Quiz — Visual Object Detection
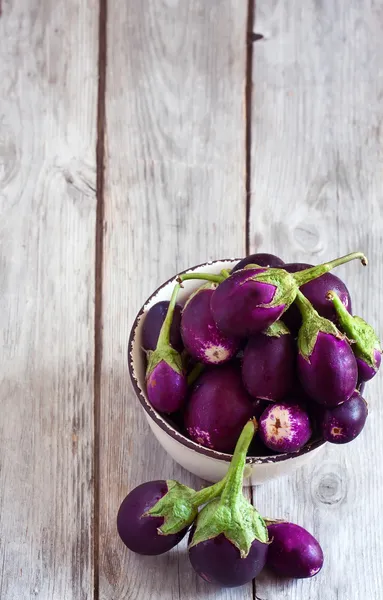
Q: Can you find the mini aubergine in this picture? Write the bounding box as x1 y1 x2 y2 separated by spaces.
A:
266 521 324 579
142 300 183 352
117 474 230 555
184 365 254 452
258 403 312 453
295 290 358 406
207 253 366 338
283 263 352 333
180 283 240 365
242 321 295 402
117 481 189 555
146 284 187 413
188 420 270 588
327 290 382 382
321 390 368 444
233 252 285 271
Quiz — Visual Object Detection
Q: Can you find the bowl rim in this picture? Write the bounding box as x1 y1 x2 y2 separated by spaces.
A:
128 259 326 465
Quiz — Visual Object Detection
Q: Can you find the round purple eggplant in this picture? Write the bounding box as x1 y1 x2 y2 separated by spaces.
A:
189 529 268 587
233 252 285 272
188 420 269 587
327 290 382 382
321 390 368 444
242 321 295 401
283 263 352 334
180 283 240 365
142 300 183 352
258 403 312 453
208 253 366 338
298 332 357 406
184 365 254 452
295 290 358 406
117 481 188 555
147 360 187 413
267 522 324 579
146 284 187 413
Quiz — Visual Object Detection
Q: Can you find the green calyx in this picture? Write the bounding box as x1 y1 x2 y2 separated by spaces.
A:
292 251 368 288
264 320 290 337
146 477 228 536
295 290 345 361
327 290 382 369
188 420 269 558
146 284 184 377
244 268 298 314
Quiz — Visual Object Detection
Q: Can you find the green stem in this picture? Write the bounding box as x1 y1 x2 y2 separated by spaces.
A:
178 272 225 284
187 362 205 386
294 289 317 320
219 420 257 509
157 283 180 348
293 251 367 287
190 474 228 508
220 269 231 278
327 290 367 341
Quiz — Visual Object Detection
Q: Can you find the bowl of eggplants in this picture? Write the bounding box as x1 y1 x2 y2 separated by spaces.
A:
128 251 380 484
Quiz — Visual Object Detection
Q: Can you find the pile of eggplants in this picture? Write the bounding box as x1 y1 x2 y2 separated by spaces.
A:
143 251 381 453
117 420 324 587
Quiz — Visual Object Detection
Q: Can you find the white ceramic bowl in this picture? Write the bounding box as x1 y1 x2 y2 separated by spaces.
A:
128 260 326 484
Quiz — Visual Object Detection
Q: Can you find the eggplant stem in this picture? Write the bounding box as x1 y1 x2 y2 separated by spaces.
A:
177 272 225 284
293 251 368 287
156 283 180 347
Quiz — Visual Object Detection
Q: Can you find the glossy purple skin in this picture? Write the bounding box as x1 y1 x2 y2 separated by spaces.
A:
242 332 295 401
356 349 381 382
233 253 285 272
321 390 368 444
258 403 312 453
184 365 254 452
188 528 268 587
181 286 240 365
267 522 324 579
283 263 352 334
142 301 183 352
146 360 187 413
117 481 187 555
211 268 286 337
297 332 358 406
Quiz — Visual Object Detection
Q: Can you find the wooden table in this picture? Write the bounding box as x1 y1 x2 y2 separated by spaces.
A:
1 1 382 598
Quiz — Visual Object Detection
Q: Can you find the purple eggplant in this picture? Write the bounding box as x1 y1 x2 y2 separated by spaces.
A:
327 290 382 382
233 252 285 272
146 284 187 413
180 283 240 365
206 253 366 337
266 522 324 578
188 420 269 587
142 300 183 352
296 290 358 406
242 321 295 401
321 390 368 444
184 365 254 452
117 473 230 556
117 481 188 555
283 262 352 334
258 403 312 453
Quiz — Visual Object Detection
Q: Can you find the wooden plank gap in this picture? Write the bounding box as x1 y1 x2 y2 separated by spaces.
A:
245 0 255 256
94 0 108 597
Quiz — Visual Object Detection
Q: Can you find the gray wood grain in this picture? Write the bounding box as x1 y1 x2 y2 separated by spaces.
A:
0 1 98 598
250 1 383 598
99 1 249 598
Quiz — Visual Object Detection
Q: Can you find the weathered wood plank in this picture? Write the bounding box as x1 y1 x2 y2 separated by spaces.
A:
0 2 98 599
99 1 249 598
250 1 383 598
